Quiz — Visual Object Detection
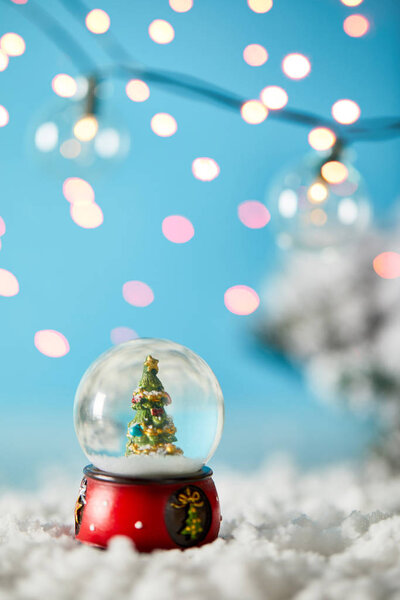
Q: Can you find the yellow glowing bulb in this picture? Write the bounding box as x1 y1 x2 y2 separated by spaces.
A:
321 161 348 184
332 99 360 125
0 32 25 56
85 9 110 34
310 208 327 227
308 182 328 204
308 127 336 151
260 86 288 110
73 115 99 141
247 0 273 13
341 0 363 6
0 49 9 72
241 100 268 124
52 74 77 98
148 19 175 44
282 53 311 80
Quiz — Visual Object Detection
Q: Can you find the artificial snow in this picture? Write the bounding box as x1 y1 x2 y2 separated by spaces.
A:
2 457 400 599
88 453 203 477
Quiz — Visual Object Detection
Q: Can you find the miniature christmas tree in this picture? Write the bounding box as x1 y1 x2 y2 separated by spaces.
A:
180 502 203 540
125 355 183 457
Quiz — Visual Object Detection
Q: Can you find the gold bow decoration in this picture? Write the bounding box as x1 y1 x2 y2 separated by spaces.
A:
171 487 204 509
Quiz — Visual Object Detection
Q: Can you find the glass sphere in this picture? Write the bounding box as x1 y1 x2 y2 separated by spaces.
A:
30 79 129 178
268 152 371 251
74 338 224 478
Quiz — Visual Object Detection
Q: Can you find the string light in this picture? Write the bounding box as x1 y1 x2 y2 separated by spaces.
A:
282 53 311 79
0 50 9 71
73 115 99 141
243 44 268 67
148 19 175 44
321 161 348 184
85 9 110 34
192 157 220 181
308 127 336 150
169 0 193 12
0 105 9 127
241 100 268 124
260 86 288 110
340 0 363 6
0 32 25 56
126 79 150 102
307 182 328 204
52 74 77 98
151 113 177 137
247 0 273 14
332 99 360 124
343 14 369 38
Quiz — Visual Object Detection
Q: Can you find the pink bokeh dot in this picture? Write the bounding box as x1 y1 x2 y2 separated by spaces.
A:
34 329 70 357
123 281 154 307
162 215 194 243
0 268 19 296
70 202 103 229
0 216 5 237
110 326 139 345
224 285 260 315
238 200 271 229
63 177 95 204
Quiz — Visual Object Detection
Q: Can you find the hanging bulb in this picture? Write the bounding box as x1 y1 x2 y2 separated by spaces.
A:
267 146 371 251
31 75 130 178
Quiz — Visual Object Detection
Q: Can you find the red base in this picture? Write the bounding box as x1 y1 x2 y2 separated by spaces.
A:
74 465 221 551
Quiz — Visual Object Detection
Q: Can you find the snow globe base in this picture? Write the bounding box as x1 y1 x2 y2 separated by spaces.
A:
74 465 221 551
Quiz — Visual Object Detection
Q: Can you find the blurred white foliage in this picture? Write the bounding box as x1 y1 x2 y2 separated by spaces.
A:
259 226 400 466
2 458 400 600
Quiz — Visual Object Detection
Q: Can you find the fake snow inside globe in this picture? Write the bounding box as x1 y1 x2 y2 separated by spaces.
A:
74 338 224 478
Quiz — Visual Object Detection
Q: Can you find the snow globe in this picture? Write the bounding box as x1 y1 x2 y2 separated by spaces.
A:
73 338 224 551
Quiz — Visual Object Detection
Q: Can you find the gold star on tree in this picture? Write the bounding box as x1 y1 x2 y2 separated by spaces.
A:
145 355 159 372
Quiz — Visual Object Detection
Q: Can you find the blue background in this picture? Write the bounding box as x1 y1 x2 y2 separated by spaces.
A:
1 0 399 486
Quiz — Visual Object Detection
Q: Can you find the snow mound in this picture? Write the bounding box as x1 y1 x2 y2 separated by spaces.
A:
2 458 400 600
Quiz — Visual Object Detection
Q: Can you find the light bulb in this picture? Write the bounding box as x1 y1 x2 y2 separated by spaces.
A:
268 152 371 251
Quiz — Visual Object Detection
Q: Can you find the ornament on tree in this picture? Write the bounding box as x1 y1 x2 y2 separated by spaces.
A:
73 337 224 550
125 355 182 457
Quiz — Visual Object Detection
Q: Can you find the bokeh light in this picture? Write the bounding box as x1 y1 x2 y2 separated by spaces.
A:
241 100 268 124
343 14 369 37
307 182 328 204
34 122 58 151
34 330 70 358
85 9 110 34
341 0 363 5
224 285 260 316
243 44 268 66
126 79 150 102
60 139 81 159
73 115 99 141
321 161 348 184
148 19 175 44
0 50 9 71
150 113 178 137
0 105 9 127
310 208 327 227
337 197 359 224
192 157 220 181
0 217 5 237
260 86 288 110
70 202 103 228
162 215 195 243
308 127 336 151
169 0 193 12
332 99 360 124
247 0 273 13
10 0 29 4
110 326 139 345
94 128 121 158
282 53 311 79
0 268 19 297
52 74 77 98
0 33 25 56
122 281 154 307
238 200 271 229
63 177 95 204
373 252 400 279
